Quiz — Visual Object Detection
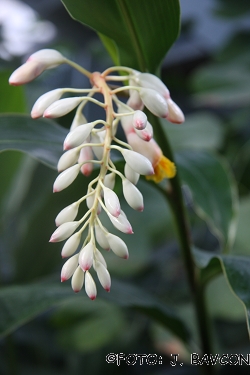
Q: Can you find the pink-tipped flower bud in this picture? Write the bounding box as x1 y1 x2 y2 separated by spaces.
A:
103 173 116 191
107 211 133 234
53 164 80 192
134 121 153 142
71 266 84 293
132 110 147 130
90 132 105 160
50 221 79 242
61 254 78 282
43 97 83 119
57 148 80 172
139 88 168 118
85 271 97 300
78 144 93 176
124 163 140 185
95 261 111 292
103 186 121 217
94 249 107 268
9 49 66 86
94 224 110 251
121 149 154 176
86 193 101 214
166 98 185 124
31 89 64 119
79 242 94 271
106 233 129 259
127 90 144 110
64 122 95 150
55 202 79 226
61 232 81 258
70 112 88 131
122 179 144 211
134 72 170 99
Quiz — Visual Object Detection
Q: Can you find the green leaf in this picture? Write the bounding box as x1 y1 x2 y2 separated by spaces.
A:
177 151 238 251
0 70 26 113
193 248 250 336
61 0 180 72
0 279 190 343
0 114 67 169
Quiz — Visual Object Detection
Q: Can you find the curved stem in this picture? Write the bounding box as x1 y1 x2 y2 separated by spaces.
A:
149 113 215 375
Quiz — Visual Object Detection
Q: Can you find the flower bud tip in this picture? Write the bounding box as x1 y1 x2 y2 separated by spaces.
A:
90 295 96 301
138 206 144 212
105 287 111 292
61 277 67 282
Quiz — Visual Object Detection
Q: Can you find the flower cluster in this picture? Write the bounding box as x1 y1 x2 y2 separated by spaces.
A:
9 49 184 299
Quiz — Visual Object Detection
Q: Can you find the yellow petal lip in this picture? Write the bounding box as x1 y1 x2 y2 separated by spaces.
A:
146 154 176 183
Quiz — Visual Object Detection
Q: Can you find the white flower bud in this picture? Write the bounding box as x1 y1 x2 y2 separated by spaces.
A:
43 97 83 118
85 271 97 300
57 148 80 172
121 149 154 176
31 89 64 119
95 261 111 292
127 90 144 110
63 122 95 150
103 186 121 217
78 144 93 176
61 254 78 282
49 221 79 242
95 224 110 250
55 202 79 226
166 98 185 124
122 179 144 211
104 173 115 191
71 266 84 293
86 193 101 214
79 242 94 271
134 121 153 142
134 72 170 99
70 112 88 131
28 49 66 68
53 164 80 192
61 232 81 258
139 88 168 118
106 233 129 259
107 211 133 234
124 163 140 185
94 249 107 268
132 110 147 130
91 132 105 160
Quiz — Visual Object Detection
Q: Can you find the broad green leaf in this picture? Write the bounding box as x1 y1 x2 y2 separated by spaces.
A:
61 0 180 72
0 70 26 113
163 112 224 151
0 114 67 169
177 151 238 251
193 248 250 336
0 279 190 343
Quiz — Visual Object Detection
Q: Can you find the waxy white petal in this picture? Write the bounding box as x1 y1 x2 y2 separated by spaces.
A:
132 110 147 130
9 60 45 86
64 122 94 150
104 173 116 191
70 112 88 131
44 97 83 118
79 242 94 271
95 224 110 250
122 179 144 211
85 271 97 300
61 232 81 258
55 202 79 226
31 89 64 118
28 49 66 67
95 261 111 292
121 149 154 176
166 98 185 124
124 163 140 185
53 164 80 192
139 88 168 118
106 233 129 259
134 72 170 99
107 211 133 234
50 221 79 242
78 144 93 176
86 193 101 214
103 186 121 217
134 121 153 142
127 90 144 110
71 266 84 293
57 148 80 172
94 249 107 268
61 254 78 282
91 132 104 160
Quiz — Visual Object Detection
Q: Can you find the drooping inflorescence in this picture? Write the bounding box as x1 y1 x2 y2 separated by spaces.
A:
9 49 184 299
